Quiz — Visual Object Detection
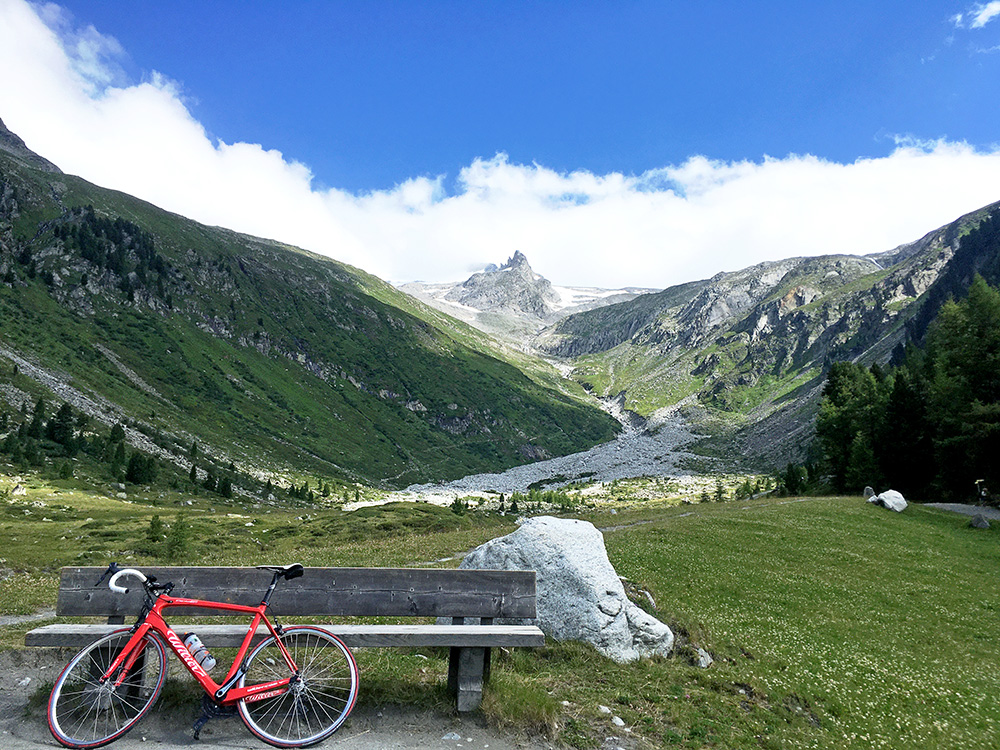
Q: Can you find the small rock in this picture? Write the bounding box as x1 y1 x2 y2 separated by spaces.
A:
17 677 30 687
441 732 462 741
970 514 991 529
115 492 127 500
696 647 713 668
863 486 875 499
598 705 612 714
611 716 626 727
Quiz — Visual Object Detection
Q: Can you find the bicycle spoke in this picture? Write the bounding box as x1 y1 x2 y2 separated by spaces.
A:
48 631 166 749
238 627 358 747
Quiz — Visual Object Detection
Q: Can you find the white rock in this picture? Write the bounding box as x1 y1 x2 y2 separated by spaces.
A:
441 732 461 741
611 716 626 727
872 489 907 512
598 705 612 714
460 516 674 663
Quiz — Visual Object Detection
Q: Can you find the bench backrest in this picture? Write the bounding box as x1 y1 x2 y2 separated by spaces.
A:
57 567 536 620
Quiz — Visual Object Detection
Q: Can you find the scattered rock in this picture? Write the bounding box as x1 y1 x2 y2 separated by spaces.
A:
459 516 674 662
696 647 714 668
970 514 991 529
598 705 612 714
115 492 127 500
611 716 626 727
441 732 462 741
868 489 907 512
12 484 26 496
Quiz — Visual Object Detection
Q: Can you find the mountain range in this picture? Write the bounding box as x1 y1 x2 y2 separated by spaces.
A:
404 200 1000 470
3 115 1000 492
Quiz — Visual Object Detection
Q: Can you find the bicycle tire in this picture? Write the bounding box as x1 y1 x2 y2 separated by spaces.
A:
237 626 359 748
47 628 167 749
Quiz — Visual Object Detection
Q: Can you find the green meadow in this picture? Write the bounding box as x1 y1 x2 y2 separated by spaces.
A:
2 476 998 749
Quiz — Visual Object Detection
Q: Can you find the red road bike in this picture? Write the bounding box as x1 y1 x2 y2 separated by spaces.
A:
47 563 359 748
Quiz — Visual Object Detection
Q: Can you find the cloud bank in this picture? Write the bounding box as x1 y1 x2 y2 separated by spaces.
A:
2 0 1000 290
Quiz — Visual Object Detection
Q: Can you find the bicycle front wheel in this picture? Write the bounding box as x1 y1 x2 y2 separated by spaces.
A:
238 626 358 748
47 628 167 749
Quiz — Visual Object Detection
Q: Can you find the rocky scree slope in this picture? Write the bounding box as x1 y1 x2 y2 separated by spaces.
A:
0 119 618 489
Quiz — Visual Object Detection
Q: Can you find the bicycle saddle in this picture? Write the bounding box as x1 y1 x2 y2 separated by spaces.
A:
256 563 304 580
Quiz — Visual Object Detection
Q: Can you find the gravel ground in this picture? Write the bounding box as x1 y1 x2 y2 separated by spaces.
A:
924 503 1000 521
404 407 704 498
0 650 554 750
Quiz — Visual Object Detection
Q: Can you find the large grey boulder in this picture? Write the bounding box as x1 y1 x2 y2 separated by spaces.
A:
460 516 673 663
868 489 907 512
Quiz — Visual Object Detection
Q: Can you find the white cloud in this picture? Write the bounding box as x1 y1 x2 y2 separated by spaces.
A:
971 1 1000 27
954 2 1000 28
2 0 1000 290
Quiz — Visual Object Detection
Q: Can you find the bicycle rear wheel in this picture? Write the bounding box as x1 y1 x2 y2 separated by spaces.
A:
238 626 358 748
48 629 167 749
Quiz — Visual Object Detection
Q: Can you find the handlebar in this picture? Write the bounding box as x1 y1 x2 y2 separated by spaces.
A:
107 568 147 595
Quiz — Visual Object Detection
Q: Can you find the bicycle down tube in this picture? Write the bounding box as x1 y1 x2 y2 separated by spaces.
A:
103 595 297 704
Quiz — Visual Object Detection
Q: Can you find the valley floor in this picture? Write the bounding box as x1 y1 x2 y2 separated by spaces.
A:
403 408 703 497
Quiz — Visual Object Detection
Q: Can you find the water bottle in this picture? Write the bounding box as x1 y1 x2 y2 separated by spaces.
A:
183 633 217 671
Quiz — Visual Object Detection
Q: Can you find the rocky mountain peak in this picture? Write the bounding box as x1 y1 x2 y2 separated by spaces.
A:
443 251 559 319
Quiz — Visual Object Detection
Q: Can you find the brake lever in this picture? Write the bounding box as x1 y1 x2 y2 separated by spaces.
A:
94 562 122 587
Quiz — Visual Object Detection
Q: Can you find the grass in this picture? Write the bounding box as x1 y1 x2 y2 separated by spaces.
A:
3 472 999 748
532 497 1000 749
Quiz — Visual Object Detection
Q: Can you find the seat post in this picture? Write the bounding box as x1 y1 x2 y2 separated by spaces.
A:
260 570 282 607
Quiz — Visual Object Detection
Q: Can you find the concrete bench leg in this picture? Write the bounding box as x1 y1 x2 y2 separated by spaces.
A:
448 646 487 712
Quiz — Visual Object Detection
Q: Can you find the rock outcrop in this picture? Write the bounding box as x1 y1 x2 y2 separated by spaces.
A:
460 516 674 663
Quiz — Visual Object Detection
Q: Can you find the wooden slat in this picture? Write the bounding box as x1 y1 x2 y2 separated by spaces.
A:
25 623 546 650
57 567 537 619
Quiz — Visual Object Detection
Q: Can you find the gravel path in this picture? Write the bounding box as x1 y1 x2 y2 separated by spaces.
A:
924 503 1000 521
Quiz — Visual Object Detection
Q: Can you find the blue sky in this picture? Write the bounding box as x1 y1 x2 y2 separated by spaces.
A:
1 0 999 287
47 0 1000 190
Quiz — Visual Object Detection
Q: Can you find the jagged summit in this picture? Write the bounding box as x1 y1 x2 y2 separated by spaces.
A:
0 117 61 173
444 251 560 319
499 250 531 271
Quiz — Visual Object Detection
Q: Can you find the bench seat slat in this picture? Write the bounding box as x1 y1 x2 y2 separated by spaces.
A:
25 623 545 650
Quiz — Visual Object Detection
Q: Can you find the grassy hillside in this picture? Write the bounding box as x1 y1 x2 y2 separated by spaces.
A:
3 470 997 749
0 145 617 490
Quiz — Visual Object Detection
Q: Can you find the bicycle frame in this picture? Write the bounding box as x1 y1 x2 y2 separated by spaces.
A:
100 593 297 706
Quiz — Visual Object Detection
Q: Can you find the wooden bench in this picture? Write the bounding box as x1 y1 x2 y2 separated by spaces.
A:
25 566 544 712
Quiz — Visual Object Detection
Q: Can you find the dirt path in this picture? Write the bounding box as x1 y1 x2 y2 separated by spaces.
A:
0 650 555 750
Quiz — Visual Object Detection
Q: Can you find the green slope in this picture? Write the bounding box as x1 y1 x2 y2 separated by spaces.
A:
0 146 617 489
